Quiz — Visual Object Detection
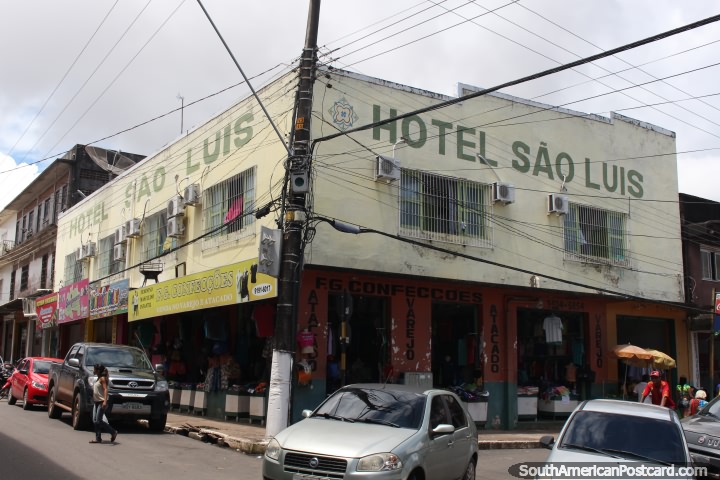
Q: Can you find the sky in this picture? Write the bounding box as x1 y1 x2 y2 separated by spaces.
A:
1 0 719 211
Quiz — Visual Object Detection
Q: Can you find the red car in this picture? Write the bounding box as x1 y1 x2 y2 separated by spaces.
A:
8 357 63 410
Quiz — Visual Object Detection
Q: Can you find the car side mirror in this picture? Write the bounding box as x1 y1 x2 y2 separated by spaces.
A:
18 369 28 375
68 358 80 368
302 409 313 418
432 424 455 437
539 435 555 450
155 364 165 375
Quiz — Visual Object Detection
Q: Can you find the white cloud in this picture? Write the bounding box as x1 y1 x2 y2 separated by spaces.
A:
0 153 40 211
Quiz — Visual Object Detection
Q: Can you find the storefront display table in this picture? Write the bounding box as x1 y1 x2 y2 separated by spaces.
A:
538 395 579 419
462 397 488 426
225 391 250 421
249 392 267 425
169 385 181 411
193 389 207 416
179 385 195 413
517 394 538 421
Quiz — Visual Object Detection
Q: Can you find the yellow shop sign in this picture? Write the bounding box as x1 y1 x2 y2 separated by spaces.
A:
128 259 275 322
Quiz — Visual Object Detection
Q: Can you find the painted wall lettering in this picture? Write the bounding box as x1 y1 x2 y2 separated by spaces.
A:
372 105 646 198
490 305 500 374
68 202 109 238
314 276 482 303
595 314 603 369
405 297 415 360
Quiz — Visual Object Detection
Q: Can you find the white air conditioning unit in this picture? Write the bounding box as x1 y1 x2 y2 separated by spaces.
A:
22 298 37 318
167 216 184 238
183 184 201 206
167 196 185 218
114 225 127 245
113 244 125 262
81 241 96 259
125 218 141 238
492 182 515 204
548 193 569 215
375 155 401 182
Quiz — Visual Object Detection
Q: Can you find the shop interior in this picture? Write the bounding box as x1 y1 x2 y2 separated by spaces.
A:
326 294 390 393
431 302 484 392
516 308 589 410
128 302 274 393
616 315 675 396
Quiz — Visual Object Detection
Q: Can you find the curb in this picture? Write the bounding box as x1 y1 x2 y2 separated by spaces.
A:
165 425 269 455
165 425 546 453
478 440 542 450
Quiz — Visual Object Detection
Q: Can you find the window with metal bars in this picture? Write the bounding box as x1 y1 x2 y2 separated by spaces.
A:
96 235 123 278
399 169 493 247
140 211 175 262
41 254 48 289
20 265 29 291
700 249 720 281
564 203 628 266
9 270 15 300
64 250 83 284
202 167 256 249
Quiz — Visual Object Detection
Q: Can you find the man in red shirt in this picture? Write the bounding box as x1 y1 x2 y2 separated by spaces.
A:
641 370 676 408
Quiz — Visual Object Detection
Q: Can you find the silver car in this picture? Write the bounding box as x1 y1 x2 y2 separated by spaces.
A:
538 399 694 479
262 383 478 480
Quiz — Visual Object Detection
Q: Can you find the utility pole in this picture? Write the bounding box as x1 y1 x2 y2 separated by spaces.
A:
265 0 321 438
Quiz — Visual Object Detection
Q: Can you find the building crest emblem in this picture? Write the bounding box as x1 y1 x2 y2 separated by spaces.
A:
328 98 358 131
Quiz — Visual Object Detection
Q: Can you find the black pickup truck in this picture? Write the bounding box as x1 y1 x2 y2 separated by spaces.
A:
47 342 170 431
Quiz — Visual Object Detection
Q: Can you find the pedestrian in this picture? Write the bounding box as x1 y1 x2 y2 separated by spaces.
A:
641 370 676 409
633 374 650 403
90 363 118 444
689 389 708 416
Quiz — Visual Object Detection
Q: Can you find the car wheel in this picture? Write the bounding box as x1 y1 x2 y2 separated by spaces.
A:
22 389 30 410
148 414 167 432
48 387 61 419
72 393 89 430
462 460 476 480
7 390 16 405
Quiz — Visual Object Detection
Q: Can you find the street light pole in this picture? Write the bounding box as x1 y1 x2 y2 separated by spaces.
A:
265 0 321 438
176 93 184 134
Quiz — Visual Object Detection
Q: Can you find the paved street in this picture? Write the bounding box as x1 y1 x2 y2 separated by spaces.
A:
0 396 548 479
0 398 262 480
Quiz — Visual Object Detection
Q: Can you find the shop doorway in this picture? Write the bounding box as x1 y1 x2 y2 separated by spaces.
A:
327 294 390 391
616 315 675 392
431 302 481 389
516 309 588 398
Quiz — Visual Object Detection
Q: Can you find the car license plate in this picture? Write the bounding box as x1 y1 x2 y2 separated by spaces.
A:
122 402 144 410
292 475 323 480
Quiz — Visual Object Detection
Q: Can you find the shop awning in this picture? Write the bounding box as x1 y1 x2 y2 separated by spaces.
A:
0 298 22 316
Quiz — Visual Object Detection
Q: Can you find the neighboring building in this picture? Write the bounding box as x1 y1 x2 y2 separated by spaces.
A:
0 145 144 361
680 193 720 391
52 68 688 429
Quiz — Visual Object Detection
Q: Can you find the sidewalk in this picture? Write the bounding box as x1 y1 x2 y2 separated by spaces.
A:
164 411 562 454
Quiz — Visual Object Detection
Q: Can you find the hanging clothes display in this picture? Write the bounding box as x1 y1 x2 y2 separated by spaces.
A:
543 314 563 344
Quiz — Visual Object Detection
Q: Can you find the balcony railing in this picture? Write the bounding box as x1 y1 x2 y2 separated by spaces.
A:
1 240 15 256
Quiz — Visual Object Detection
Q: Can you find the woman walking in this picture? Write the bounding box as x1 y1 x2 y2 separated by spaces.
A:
90 363 118 444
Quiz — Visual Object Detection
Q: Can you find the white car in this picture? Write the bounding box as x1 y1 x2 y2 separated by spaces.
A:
262 383 478 480
538 399 694 479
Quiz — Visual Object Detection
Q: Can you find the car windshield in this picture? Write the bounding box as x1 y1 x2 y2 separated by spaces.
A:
33 361 52 375
699 395 720 417
85 347 152 370
314 387 425 429
560 410 687 465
